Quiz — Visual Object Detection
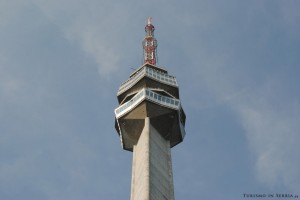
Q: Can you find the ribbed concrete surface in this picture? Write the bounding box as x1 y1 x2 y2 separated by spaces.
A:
130 117 174 200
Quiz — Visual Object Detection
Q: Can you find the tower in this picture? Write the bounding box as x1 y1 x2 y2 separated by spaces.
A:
114 17 186 200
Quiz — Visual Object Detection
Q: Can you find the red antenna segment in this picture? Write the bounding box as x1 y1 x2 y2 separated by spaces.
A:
143 17 158 65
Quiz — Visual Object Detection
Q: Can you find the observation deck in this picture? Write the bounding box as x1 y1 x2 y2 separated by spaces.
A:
117 63 179 104
115 88 186 151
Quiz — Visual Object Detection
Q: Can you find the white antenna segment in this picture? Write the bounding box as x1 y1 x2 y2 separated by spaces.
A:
147 16 152 25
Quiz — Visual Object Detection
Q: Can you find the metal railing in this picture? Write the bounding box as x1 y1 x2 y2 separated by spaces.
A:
115 88 180 119
115 87 186 140
117 66 178 95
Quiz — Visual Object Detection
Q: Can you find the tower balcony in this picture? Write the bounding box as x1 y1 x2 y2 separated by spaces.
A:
117 64 178 96
114 88 186 151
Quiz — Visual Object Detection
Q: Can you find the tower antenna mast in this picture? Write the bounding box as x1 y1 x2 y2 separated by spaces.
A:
143 17 158 65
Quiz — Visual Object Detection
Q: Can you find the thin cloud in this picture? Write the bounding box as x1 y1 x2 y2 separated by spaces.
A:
33 0 132 78
234 87 300 192
197 62 300 192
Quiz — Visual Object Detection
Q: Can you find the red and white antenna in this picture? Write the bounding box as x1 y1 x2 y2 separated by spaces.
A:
143 17 158 65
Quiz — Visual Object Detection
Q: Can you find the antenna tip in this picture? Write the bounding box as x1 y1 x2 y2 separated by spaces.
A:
147 16 152 25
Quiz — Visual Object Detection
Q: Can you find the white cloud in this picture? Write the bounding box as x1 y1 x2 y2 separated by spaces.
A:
198 65 300 192
31 0 133 78
280 0 300 38
64 22 121 78
236 95 300 191
175 1 300 192
0 65 25 101
0 0 29 28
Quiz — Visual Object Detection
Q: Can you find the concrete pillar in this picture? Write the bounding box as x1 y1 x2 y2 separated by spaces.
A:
130 117 174 200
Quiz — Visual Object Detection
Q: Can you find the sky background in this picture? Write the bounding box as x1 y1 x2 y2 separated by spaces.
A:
1 0 300 199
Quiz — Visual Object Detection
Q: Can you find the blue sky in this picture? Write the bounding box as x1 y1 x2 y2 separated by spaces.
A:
1 0 300 199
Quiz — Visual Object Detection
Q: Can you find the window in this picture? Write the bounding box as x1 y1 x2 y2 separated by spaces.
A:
170 99 174 105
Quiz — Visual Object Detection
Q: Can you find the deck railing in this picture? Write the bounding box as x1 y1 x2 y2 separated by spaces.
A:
117 66 178 95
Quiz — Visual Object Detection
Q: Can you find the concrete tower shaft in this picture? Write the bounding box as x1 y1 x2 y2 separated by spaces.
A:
130 117 175 200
